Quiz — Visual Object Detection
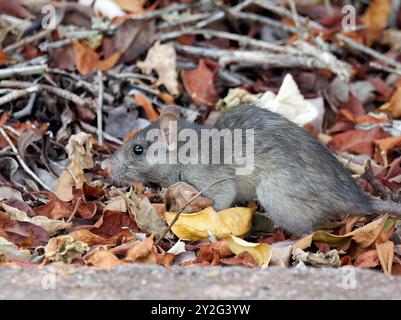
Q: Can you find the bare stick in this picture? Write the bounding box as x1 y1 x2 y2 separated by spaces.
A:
196 0 253 28
159 29 299 55
0 65 47 79
96 71 104 146
0 86 38 106
362 160 394 201
0 127 52 191
79 121 123 145
157 13 210 30
0 80 95 109
155 177 235 245
67 198 82 223
3 29 52 53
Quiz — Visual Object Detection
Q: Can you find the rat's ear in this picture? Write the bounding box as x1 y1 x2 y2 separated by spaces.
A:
159 106 180 151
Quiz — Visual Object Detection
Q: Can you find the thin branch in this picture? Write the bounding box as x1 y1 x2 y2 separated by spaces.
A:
0 127 52 191
3 28 52 53
96 71 104 146
0 86 38 106
0 65 47 79
79 121 123 145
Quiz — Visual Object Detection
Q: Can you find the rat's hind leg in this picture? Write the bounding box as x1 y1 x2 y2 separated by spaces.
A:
256 180 315 236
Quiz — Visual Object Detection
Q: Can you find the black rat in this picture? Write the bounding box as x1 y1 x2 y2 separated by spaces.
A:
102 105 401 236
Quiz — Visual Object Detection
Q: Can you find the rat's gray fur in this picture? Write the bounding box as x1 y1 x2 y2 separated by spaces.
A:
104 105 400 236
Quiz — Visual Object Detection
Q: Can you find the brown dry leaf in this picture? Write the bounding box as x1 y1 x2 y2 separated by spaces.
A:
354 249 380 268
0 203 72 235
363 0 391 45
137 41 179 96
195 239 233 264
71 39 100 75
162 182 213 213
85 249 124 269
44 235 88 264
118 189 172 239
0 236 31 262
220 251 257 267
85 210 139 238
381 87 401 119
374 136 401 166
33 192 72 220
181 59 219 106
294 215 397 251
124 235 156 263
132 93 159 121
376 240 394 275
70 229 116 246
164 204 256 241
55 133 94 201
96 51 122 71
328 127 390 158
0 49 8 66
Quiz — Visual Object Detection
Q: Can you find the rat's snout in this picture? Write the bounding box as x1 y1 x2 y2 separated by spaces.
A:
101 158 114 176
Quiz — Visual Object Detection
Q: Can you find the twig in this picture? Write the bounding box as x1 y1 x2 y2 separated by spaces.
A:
0 65 47 79
195 0 253 28
0 80 95 109
369 62 401 76
159 29 299 55
157 13 211 30
48 68 114 104
362 160 394 201
155 177 235 245
0 127 52 191
67 197 82 223
3 28 52 53
96 71 104 146
0 86 38 106
175 44 320 69
12 91 37 119
79 121 123 145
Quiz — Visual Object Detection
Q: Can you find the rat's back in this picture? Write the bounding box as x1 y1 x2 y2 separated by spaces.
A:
217 105 372 235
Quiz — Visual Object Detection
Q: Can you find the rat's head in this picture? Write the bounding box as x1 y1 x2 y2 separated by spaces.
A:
101 106 181 187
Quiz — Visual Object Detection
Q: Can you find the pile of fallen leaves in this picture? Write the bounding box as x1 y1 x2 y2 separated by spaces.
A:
1 0 401 274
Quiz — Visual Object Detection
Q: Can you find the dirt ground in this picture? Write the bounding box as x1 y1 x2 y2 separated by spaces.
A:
1 265 400 300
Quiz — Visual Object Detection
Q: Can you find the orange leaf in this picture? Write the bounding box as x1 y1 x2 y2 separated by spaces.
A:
85 250 124 269
0 49 8 66
363 0 391 45
354 249 379 268
96 51 122 72
133 93 159 121
71 39 99 75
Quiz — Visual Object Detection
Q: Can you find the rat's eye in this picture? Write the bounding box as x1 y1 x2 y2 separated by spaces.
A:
132 144 144 155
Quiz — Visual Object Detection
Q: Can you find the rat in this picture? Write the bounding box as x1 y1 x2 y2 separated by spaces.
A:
102 104 401 236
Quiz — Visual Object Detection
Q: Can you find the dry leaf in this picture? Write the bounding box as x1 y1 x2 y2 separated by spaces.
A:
44 235 88 264
113 0 146 13
293 248 341 267
70 229 116 246
124 235 156 263
294 215 397 251
55 133 94 201
85 249 124 269
71 39 100 75
381 87 401 119
119 189 172 239
0 236 31 262
376 240 394 275
164 205 256 241
162 182 213 213
137 41 179 95
225 234 271 267
363 0 391 45
96 51 122 71
354 249 380 268
0 49 8 66
181 59 219 106
133 93 159 121
0 203 72 235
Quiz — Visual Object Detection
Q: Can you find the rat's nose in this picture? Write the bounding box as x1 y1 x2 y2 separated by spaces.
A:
101 158 113 176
